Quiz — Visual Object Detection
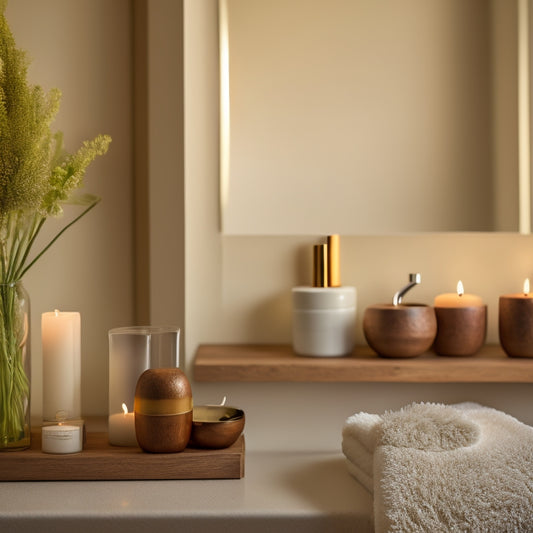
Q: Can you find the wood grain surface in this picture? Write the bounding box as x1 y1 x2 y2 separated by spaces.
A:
194 344 533 383
0 429 244 481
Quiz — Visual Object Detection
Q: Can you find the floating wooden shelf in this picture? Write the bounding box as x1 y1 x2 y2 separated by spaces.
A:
194 344 533 383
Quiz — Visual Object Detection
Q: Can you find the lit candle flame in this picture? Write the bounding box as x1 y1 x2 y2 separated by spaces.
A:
456 280 464 297
524 278 530 296
220 396 227 406
54 309 60 317
122 403 129 415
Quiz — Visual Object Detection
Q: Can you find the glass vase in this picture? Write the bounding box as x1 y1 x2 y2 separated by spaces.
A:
0 281 31 451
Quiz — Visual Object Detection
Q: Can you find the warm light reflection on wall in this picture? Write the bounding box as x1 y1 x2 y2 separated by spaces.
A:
219 0 230 229
518 0 531 234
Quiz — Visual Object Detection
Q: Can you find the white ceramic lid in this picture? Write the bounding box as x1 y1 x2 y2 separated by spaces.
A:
292 286 356 310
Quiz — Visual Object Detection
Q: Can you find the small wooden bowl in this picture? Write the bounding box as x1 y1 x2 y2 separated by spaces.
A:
189 406 245 449
363 303 437 358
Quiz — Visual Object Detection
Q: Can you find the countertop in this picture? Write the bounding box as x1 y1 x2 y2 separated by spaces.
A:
0 449 373 533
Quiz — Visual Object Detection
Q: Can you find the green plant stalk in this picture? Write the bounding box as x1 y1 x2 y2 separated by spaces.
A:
0 200 99 444
0 198 100 444
18 198 100 280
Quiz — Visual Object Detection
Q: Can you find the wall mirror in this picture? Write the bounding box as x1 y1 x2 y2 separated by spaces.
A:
220 0 531 235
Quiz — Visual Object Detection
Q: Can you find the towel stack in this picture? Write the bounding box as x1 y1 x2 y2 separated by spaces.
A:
341 411 381 493
342 402 533 532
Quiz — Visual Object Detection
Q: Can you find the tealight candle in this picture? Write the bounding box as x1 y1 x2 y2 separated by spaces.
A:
433 281 486 356
499 279 533 358
108 403 137 447
42 424 82 454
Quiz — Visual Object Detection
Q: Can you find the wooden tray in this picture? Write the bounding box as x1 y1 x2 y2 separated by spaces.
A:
0 430 245 481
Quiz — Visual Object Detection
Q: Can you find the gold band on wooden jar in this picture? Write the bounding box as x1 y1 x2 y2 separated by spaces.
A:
134 397 193 416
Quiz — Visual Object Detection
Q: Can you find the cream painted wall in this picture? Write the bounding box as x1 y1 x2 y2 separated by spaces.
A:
5 0 134 419
223 0 497 235
184 1 533 451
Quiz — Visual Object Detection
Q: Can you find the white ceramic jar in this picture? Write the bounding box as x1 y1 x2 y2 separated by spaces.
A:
292 286 357 357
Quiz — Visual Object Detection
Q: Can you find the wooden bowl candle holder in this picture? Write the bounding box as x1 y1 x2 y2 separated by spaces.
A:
499 279 533 358
433 306 487 356
433 281 486 356
189 405 245 449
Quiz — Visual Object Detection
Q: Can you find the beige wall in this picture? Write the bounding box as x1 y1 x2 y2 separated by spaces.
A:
184 0 533 451
6 0 134 419
223 0 500 235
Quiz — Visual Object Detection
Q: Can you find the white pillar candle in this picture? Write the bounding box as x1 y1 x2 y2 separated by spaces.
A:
42 424 82 454
108 403 137 446
42 310 81 421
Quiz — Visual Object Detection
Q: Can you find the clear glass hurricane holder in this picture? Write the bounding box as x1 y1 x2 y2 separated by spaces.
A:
108 326 180 446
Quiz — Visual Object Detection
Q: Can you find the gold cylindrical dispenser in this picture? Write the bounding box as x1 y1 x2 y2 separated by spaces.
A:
134 368 192 453
313 244 328 287
292 234 356 357
327 234 340 287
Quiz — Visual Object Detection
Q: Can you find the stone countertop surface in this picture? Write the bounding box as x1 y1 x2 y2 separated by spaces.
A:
0 449 373 533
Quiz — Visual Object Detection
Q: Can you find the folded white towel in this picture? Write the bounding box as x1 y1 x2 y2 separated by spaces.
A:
342 411 381 489
343 402 533 532
345 458 373 494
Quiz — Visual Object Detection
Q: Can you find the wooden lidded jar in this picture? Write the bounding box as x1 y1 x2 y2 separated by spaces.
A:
134 368 192 453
